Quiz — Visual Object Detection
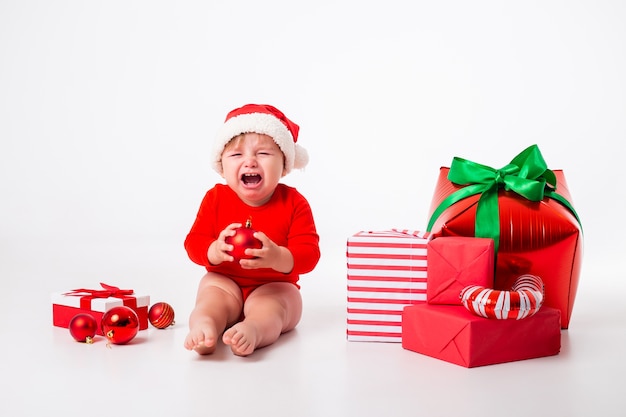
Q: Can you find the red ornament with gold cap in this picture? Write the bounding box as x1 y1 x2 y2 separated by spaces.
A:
69 313 98 343
225 217 263 261
101 306 139 345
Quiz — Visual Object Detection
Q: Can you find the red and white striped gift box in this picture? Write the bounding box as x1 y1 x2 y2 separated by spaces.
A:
347 229 430 342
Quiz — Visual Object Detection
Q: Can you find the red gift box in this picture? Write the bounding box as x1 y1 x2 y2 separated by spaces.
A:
427 145 583 328
347 230 430 342
402 304 561 368
427 236 494 305
51 283 150 335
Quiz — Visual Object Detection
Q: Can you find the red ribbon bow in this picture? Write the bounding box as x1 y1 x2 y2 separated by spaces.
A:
64 282 136 310
64 282 134 298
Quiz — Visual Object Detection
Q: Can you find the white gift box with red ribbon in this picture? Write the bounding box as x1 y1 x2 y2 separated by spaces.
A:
347 230 430 342
51 283 150 335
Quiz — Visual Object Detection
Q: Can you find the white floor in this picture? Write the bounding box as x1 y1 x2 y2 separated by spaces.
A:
1 238 624 417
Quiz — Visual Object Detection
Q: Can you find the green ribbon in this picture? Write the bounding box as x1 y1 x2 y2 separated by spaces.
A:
426 144 582 252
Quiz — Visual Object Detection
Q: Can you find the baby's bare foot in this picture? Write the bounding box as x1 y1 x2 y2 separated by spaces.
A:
222 321 259 356
184 321 219 355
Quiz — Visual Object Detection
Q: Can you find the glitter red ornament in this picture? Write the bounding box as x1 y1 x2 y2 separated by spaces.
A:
69 313 98 343
101 306 139 345
148 302 175 329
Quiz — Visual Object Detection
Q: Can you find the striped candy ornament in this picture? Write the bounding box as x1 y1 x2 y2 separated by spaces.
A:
460 274 545 320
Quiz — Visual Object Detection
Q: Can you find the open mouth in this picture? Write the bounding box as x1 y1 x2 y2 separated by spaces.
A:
241 173 262 185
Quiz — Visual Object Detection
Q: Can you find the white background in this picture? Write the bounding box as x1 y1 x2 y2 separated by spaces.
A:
1 1 625 416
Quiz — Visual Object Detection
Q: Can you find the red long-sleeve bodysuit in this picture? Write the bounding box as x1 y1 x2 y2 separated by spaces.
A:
184 184 320 290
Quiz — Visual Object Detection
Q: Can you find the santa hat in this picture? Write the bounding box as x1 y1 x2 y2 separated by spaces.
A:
212 104 309 174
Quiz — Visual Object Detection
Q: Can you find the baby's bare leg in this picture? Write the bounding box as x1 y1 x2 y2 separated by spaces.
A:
184 273 243 355
222 282 302 356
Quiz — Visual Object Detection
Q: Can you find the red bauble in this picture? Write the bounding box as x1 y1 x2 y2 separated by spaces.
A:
101 306 139 345
148 302 175 329
225 217 262 261
69 313 98 343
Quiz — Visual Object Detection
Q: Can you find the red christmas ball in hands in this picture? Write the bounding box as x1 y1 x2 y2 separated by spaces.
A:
225 217 262 261
148 302 175 329
69 313 98 343
101 306 139 345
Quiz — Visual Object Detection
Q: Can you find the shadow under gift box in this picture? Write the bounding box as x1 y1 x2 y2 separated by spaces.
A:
428 167 582 329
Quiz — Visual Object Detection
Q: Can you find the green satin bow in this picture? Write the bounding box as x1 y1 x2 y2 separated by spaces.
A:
426 144 582 252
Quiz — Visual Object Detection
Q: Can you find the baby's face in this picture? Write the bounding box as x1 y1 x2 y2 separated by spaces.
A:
220 133 285 207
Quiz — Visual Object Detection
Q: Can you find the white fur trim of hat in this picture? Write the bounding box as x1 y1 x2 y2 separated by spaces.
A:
212 104 309 174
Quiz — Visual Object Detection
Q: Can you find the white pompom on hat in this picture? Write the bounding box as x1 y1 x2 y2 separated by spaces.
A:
212 104 309 174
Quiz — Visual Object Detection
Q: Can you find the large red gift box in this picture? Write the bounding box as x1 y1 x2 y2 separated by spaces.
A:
51 283 150 335
347 230 429 342
402 304 561 367
427 145 583 328
427 236 494 305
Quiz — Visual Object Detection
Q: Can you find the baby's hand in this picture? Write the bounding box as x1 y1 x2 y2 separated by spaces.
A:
207 223 242 265
239 232 294 274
